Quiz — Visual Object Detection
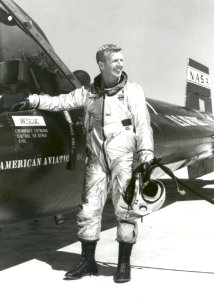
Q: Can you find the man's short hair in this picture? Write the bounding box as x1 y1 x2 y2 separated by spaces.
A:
96 44 122 63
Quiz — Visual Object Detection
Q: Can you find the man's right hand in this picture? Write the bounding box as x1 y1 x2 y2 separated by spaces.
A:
12 99 30 111
0 93 30 111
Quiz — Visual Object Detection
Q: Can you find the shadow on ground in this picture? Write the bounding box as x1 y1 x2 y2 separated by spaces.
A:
38 251 116 276
0 178 213 271
0 200 117 271
161 178 214 208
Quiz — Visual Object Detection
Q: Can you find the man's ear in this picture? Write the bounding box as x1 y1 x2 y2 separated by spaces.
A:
98 61 104 71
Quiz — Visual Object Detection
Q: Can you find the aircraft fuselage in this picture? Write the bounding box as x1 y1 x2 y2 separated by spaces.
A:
0 0 213 225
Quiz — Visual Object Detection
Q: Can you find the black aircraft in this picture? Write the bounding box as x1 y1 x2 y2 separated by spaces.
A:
0 0 213 225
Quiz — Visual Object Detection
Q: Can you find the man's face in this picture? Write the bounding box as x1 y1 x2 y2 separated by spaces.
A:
100 51 124 81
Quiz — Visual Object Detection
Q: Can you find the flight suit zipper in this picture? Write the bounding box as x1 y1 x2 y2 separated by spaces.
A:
102 94 111 175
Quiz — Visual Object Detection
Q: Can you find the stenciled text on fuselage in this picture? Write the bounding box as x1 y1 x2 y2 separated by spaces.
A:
0 155 70 170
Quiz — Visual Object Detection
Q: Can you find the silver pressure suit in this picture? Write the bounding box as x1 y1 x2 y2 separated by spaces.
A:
28 73 154 243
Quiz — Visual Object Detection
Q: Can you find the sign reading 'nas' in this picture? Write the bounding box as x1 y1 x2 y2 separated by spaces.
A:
187 66 210 89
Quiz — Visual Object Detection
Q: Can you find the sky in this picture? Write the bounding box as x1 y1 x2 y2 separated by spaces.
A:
15 0 214 107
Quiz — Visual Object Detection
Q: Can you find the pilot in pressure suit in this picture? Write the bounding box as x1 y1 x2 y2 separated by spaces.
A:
18 44 154 283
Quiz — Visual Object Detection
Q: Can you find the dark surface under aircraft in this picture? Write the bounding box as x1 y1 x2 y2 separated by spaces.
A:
0 177 213 272
0 0 213 227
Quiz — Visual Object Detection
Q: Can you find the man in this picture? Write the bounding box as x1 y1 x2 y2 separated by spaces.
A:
16 44 154 283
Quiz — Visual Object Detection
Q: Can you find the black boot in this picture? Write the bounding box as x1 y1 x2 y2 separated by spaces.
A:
64 241 98 280
114 241 133 283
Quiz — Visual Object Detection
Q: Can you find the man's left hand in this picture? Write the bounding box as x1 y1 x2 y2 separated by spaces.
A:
138 161 153 182
139 150 154 164
136 150 154 179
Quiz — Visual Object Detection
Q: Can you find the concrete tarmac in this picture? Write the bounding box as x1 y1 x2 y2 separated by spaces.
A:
1 168 214 300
